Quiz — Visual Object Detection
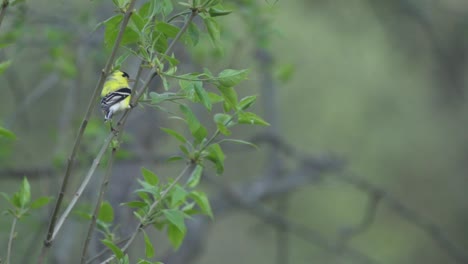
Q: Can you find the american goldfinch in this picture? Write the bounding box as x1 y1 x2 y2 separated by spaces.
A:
101 70 132 121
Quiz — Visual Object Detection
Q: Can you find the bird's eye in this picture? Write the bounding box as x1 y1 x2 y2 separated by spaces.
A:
122 71 130 79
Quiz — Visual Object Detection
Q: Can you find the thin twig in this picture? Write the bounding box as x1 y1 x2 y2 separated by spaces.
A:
98 165 192 264
41 0 138 255
338 191 381 245
80 147 117 264
6 217 17 264
52 133 115 241
51 68 158 243
86 236 131 264
167 10 192 23
43 7 197 263
164 9 198 58
0 0 9 29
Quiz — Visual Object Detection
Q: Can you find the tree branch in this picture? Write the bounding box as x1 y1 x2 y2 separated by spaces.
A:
6 217 17 264
41 0 138 256
98 165 192 264
80 147 117 264
0 0 9 30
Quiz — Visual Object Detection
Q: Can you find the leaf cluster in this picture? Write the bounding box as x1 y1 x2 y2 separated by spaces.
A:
0 178 51 220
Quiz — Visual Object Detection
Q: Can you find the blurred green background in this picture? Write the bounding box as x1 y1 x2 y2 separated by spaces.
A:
2 0 468 263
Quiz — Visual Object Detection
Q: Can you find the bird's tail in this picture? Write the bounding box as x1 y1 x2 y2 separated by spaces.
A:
103 108 113 121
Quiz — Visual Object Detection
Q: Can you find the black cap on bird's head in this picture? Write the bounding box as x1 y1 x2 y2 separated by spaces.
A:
122 71 130 79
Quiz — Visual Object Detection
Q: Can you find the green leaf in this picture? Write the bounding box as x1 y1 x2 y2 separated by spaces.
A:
187 165 203 188
203 17 221 49
217 86 238 112
136 192 151 204
163 209 186 234
98 201 114 223
136 179 160 197
152 32 168 53
121 254 130 264
133 211 145 222
213 113 231 135
104 15 123 47
30 196 52 209
104 15 138 48
150 92 176 104
0 60 12 75
141 167 159 186
178 2 192 8
161 75 170 90
179 104 207 144
155 0 174 16
102 239 124 260
137 1 152 18
275 63 295 83
19 178 31 208
238 95 257 110
137 259 153 264
142 230 155 258
220 139 258 149
208 7 232 17
217 69 248 87
0 126 16 140
181 202 196 213
205 144 225 174
190 191 213 218
187 22 199 46
130 12 145 33
179 78 193 90
202 0 221 7
167 222 185 249
238 112 270 126
161 127 187 144
193 82 212 111
171 185 188 207
160 53 180 67
114 52 131 69
152 220 166 231
179 145 190 156
167 155 185 162
208 92 224 103
74 210 92 221
121 201 147 209
156 22 180 38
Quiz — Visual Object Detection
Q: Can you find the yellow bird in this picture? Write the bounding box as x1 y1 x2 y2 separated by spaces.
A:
100 70 132 121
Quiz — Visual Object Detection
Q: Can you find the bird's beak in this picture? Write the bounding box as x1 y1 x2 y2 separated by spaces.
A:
128 79 136 82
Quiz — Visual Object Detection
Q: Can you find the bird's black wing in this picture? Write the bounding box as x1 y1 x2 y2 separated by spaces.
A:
100 87 131 110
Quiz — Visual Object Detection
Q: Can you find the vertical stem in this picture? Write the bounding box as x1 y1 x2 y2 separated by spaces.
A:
41 0 138 253
51 132 115 241
6 217 17 264
163 10 198 58
0 0 9 30
80 147 117 264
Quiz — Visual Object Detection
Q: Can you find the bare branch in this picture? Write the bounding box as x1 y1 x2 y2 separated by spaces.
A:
6 217 17 264
80 147 117 264
41 0 139 258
